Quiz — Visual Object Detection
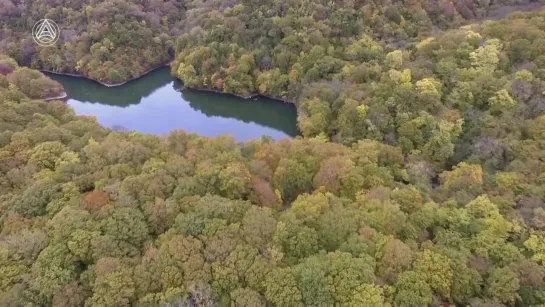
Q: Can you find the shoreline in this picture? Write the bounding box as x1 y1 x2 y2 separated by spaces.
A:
182 85 295 105
29 3 545 105
39 60 296 106
40 59 174 88
42 91 68 101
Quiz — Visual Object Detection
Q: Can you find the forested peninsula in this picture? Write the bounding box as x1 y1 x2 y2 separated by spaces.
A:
3 0 545 306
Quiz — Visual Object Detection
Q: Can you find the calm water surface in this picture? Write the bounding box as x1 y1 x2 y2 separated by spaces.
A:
47 67 299 141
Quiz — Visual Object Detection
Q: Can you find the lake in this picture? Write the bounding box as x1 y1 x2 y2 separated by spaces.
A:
46 67 299 141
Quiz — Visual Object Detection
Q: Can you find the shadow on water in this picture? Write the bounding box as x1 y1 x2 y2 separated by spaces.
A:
46 68 173 107
175 84 299 137
46 67 299 140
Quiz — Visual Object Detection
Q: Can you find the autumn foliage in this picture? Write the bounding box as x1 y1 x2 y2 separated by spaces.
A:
84 190 109 212
2 2 545 306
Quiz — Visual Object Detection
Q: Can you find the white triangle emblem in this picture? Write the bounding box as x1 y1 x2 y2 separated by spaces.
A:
32 19 60 46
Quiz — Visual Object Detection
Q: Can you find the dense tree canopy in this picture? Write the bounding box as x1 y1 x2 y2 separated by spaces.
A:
171 0 545 155
0 0 183 83
2 1 545 306
0 0 540 84
0 55 63 99
1 42 545 304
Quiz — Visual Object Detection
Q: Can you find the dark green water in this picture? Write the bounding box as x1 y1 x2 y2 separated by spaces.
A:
47 67 299 141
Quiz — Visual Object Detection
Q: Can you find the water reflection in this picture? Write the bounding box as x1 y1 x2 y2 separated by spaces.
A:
48 67 173 106
47 68 299 141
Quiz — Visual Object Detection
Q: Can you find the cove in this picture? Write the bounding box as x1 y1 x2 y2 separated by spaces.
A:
46 67 299 141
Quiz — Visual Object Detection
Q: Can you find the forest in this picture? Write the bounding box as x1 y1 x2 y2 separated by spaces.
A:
0 0 540 84
0 0 183 83
2 0 545 306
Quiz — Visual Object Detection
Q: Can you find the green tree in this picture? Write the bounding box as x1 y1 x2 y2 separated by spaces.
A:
28 141 69 170
231 287 265 307
485 267 520 304
385 50 403 69
242 206 276 249
524 234 545 264
264 267 304 307
295 257 334 307
394 271 433 307
87 258 136 307
488 89 517 114
413 249 453 298
348 283 388 307
470 39 501 72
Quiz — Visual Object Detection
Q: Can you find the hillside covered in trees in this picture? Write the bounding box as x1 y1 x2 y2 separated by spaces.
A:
0 0 541 83
0 0 183 83
172 0 545 147
2 25 545 304
2 1 545 307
